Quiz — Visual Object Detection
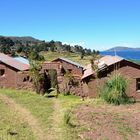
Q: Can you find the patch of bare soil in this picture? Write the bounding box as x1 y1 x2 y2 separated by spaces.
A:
74 103 140 140
0 94 46 140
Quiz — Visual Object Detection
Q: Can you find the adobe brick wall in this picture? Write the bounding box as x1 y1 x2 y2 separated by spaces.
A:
53 60 83 76
0 62 18 88
0 62 33 90
82 60 140 99
42 61 83 95
16 71 33 90
42 62 61 71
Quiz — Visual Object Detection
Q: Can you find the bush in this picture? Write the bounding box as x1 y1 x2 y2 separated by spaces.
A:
99 73 133 105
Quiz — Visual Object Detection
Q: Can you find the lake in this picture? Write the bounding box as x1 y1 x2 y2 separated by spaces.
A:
100 51 140 61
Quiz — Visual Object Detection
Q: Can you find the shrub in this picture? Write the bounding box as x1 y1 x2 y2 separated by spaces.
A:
99 73 133 105
29 60 45 94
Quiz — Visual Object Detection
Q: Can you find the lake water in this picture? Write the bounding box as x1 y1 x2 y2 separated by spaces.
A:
100 51 140 61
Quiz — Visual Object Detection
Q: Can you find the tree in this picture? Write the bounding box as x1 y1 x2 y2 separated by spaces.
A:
29 51 45 61
29 52 46 95
80 50 85 59
29 60 45 95
16 46 23 53
0 37 14 47
0 37 14 54
84 48 92 55
64 45 71 52
49 40 56 52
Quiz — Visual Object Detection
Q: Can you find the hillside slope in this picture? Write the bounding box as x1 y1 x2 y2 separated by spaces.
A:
0 36 41 43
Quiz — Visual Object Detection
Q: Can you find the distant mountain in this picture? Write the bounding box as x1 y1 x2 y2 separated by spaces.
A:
105 46 140 52
0 35 42 43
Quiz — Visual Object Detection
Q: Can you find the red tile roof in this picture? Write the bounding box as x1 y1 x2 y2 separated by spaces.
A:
0 53 29 71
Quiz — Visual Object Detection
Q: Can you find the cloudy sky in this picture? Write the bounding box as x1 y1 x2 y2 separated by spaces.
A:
0 0 140 50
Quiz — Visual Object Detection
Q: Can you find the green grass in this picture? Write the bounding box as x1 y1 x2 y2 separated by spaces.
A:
0 88 54 133
0 88 138 140
41 51 93 66
0 98 35 140
0 89 85 140
58 95 85 140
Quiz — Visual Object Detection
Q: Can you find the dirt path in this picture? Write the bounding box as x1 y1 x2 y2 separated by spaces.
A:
0 94 46 140
46 98 63 140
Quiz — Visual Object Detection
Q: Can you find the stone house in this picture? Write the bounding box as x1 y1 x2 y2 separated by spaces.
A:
0 53 31 89
0 54 84 94
3 53 140 99
52 57 84 77
42 57 85 94
82 55 140 99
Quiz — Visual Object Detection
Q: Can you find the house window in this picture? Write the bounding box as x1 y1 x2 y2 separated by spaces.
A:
23 76 30 82
136 78 140 91
0 69 5 76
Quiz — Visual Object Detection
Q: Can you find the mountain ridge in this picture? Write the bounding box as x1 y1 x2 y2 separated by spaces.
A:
105 46 140 52
0 35 42 43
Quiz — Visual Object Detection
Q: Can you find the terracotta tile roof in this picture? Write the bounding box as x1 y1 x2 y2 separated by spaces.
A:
0 53 29 71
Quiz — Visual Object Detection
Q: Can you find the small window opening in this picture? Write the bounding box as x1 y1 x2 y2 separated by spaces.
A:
68 69 72 73
23 76 30 82
136 78 140 91
0 69 5 76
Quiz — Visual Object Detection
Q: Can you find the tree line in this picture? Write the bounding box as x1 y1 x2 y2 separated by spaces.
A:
0 37 99 60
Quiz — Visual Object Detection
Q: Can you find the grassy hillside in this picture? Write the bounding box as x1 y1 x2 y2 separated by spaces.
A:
41 51 93 66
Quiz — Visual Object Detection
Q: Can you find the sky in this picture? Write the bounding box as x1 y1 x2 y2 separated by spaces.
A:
0 0 140 51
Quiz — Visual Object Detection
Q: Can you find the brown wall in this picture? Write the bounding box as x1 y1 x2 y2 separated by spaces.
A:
42 61 83 94
54 59 83 77
16 71 33 90
82 60 140 99
0 63 18 88
0 62 32 90
42 62 61 76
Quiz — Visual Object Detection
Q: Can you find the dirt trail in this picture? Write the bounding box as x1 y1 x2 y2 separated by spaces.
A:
0 94 46 140
46 98 63 140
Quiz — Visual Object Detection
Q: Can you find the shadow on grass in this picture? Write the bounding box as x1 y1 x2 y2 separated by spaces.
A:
45 94 56 98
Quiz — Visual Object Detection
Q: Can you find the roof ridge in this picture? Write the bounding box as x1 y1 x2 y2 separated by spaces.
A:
54 57 84 68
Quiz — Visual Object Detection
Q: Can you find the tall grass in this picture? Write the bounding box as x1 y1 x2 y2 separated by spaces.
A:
99 73 133 105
